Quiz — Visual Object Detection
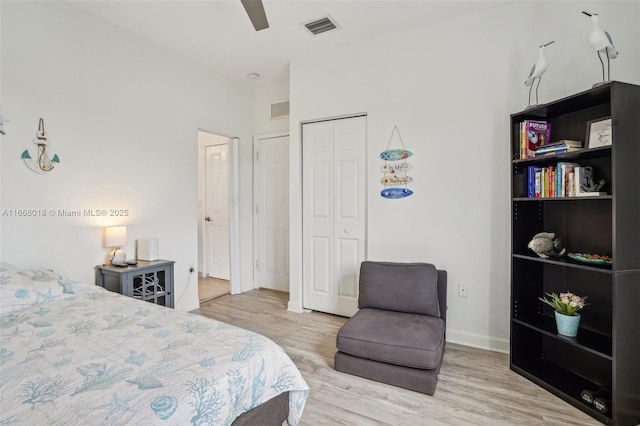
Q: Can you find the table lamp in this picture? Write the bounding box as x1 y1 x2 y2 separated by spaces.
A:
105 225 127 265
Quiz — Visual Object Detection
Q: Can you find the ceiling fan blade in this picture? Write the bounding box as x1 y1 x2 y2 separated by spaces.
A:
240 0 270 31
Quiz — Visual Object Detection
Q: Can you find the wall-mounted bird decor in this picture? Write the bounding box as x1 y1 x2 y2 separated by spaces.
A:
525 41 555 108
583 11 618 84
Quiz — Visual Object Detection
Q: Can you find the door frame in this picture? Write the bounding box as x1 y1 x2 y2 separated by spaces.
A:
253 130 289 289
197 130 241 295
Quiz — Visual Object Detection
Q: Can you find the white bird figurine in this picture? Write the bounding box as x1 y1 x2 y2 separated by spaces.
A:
525 41 555 107
583 11 618 82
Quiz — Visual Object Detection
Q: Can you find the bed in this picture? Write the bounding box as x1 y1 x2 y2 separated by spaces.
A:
0 262 309 425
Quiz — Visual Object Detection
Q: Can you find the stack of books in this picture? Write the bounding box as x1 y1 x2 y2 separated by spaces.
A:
533 140 582 157
527 163 606 198
519 120 552 159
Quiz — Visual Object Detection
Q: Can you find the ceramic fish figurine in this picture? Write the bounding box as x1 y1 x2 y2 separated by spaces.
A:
528 232 566 259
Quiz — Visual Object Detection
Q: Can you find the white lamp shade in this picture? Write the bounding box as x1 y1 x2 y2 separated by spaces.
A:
105 226 127 248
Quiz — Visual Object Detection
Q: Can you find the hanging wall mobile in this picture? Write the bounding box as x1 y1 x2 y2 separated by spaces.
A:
380 125 413 199
21 118 60 174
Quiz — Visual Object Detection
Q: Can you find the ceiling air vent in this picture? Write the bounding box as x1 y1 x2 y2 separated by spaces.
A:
270 100 290 120
304 16 339 35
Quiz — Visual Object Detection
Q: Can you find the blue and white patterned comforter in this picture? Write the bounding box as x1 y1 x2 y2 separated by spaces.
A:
0 262 309 425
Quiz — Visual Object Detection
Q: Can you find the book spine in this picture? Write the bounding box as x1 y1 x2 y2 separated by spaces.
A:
535 144 574 153
535 169 541 198
568 169 576 197
548 166 554 198
520 122 526 159
534 149 570 157
527 166 536 198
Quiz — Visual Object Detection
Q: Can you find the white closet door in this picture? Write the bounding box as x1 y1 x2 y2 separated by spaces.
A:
302 116 366 317
333 118 366 316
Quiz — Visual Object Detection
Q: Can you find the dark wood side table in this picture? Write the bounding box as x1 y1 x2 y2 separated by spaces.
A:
96 259 175 308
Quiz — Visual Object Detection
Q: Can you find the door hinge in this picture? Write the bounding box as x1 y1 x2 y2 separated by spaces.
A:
255 259 260 270
255 151 259 161
255 205 260 214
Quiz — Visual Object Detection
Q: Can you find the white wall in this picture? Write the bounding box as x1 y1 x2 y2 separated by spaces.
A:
252 72 290 135
1 1 255 311
289 1 640 352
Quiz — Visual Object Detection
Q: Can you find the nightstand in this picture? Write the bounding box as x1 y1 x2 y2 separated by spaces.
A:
96 259 175 308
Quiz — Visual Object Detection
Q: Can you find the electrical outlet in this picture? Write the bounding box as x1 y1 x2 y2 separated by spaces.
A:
458 282 468 297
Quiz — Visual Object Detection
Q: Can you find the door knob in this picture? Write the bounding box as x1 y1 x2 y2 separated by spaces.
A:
205 216 212 222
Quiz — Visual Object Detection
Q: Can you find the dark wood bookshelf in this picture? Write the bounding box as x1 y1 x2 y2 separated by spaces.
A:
510 81 640 425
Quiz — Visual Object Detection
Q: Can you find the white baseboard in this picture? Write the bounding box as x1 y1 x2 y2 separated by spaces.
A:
446 329 509 354
287 301 303 313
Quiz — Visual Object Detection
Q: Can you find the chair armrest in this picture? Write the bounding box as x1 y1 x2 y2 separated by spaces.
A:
437 270 447 324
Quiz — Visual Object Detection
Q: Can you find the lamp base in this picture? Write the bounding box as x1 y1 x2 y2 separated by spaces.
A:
108 248 126 265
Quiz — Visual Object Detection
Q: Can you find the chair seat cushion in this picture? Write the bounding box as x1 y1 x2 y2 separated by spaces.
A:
336 308 445 370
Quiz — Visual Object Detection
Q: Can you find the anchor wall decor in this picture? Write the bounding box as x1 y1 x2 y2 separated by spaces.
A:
21 118 60 174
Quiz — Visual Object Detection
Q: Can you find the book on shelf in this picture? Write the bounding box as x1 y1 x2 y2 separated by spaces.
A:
542 139 583 149
533 147 581 157
519 120 552 159
527 166 540 198
556 162 578 197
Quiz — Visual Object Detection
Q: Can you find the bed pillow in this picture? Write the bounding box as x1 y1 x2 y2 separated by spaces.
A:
0 265 67 313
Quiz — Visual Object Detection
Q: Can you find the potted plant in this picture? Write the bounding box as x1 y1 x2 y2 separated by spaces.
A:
539 292 588 337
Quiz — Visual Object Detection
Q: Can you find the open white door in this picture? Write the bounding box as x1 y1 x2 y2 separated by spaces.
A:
205 144 230 280
254 133 290 291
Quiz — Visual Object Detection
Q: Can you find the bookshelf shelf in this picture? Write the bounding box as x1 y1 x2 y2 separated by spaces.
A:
510 82 640 425
511 359 612 425
512 254 613 273
512 195 613 201
512 316 612 359
512 146 611 164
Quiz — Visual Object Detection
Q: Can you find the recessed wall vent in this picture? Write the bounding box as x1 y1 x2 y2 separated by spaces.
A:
270 100 290 120
304 16 339 35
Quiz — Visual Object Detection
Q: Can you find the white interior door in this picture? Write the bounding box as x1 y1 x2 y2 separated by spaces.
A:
302 116 366 317
205 144 230 280
255 135 290 291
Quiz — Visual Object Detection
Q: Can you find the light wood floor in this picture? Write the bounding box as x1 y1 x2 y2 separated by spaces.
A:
192 289 600 426
198 276 230 302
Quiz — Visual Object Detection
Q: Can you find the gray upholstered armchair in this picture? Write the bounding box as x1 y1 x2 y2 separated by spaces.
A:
334 261 447 395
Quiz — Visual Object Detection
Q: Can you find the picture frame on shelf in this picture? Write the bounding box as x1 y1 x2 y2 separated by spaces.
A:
586 117 612 148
